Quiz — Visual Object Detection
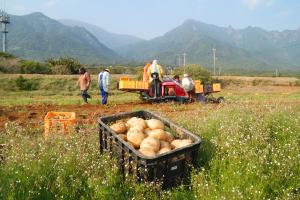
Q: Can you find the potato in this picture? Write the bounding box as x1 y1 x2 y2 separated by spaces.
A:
110 121 127 134
165 131 175 143
140 137 160 152
158 147 171 154
144 128 152 136
139 148 156 157
127 117 138 125
171 139 182 149
127 117 147 129
118 134 127 141
171 139 193 149
125 123 131 130
126 141 135 148
178 139 193 148
146 119 164 130
130 125 144 132
148 129 167 141
127 129 145 148
160 140 171 149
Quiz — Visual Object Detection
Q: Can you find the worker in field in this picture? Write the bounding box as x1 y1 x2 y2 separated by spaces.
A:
78 67 92 104
147 60 165 97
182 73 195 100
173 75 180 84
98 68 110 105
143 61 151 82
147 60 164 82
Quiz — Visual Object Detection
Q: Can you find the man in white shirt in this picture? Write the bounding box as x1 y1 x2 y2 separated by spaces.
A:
182 73 195 99
98 68 110 105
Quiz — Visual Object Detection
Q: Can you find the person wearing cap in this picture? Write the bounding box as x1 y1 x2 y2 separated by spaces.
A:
78 67 91 104
173 75 180 84
182 73 195 99
98 68 110 105
147 60 164 82
147 60 165 97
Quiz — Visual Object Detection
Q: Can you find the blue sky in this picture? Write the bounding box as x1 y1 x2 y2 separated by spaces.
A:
3 0 300 39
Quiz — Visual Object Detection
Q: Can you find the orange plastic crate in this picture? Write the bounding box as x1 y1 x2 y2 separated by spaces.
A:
119 80 135 89
194 80 204 93
135 81 149 90
120 76 130 81
119 80 149 90
44 112 76 139
213 83 221 92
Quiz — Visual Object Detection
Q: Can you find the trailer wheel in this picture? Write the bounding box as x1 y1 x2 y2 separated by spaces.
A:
217 97 225 103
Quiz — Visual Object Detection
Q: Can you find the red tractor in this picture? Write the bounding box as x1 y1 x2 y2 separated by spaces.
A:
118 77 224 103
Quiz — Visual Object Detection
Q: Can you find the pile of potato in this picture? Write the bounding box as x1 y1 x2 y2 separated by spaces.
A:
109 117 193 157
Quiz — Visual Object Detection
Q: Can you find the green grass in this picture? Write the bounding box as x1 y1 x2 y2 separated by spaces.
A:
1 74 300 199
172 102 300 199
0 74 140 106
1 102 299 199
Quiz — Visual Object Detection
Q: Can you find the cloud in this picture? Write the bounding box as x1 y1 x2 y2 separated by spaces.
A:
243 0 274 10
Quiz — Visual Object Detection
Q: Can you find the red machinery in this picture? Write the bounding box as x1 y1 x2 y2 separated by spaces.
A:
118 77 224 103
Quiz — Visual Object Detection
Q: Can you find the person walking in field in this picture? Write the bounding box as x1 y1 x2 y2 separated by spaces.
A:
78 67 91 104
98 68 110 105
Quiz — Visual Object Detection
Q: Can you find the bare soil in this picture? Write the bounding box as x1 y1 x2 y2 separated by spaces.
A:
0 102 185 130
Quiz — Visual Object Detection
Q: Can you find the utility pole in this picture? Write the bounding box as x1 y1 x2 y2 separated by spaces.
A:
183 52 186 67
0 3 10 53
275 68 278 77
183 52 186 73
177 54 181 67
212 48 216 76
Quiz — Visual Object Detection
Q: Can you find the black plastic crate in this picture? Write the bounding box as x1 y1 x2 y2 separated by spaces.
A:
98 110 201 189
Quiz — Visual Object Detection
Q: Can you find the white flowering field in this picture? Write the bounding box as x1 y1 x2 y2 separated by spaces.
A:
0 75 299 199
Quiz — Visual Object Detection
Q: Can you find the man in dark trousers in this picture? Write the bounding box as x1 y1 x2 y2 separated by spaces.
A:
78 67 91 104
98 68 110 105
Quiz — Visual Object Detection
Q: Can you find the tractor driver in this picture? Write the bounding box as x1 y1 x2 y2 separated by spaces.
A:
147 60 165 97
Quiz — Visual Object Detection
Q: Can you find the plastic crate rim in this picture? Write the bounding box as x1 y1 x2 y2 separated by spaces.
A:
99 110 202 161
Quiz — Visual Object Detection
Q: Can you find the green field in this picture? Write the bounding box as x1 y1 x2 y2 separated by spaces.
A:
0 74 300 199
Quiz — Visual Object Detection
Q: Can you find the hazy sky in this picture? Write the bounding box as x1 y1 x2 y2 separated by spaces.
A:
3 0 300 39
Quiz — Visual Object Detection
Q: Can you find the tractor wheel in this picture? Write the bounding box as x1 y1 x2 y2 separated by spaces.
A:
217 97 225 103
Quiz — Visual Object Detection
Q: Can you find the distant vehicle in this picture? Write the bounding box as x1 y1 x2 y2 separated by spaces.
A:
118 77 224 103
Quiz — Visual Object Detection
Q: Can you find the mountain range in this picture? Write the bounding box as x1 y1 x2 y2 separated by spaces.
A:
2 12 122 64
59 19 143 51
117 19 300 70
1 12 300 70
